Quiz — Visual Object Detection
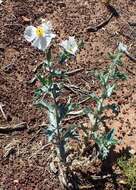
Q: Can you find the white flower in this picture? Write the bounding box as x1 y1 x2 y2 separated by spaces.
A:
118 42 128 53
60 36 78 55
24 21 56 51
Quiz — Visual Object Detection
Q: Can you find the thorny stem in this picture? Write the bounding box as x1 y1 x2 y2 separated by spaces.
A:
52 89 69 189
52 93 66 164
92 53 119 131
46 61 67 165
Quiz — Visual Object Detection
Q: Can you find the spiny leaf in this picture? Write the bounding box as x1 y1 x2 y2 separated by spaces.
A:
35 99 52 111
102 103 120 115
112 71 128 80
108 52 123 65
37 74 48 86
62 125 79 143
51 83 60 98
106 128 115 141
34 88 42 97
59 51 71 64
58 102 75 121
106 84 115 97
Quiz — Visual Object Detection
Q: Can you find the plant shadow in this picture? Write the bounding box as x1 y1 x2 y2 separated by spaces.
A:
73 146 131 190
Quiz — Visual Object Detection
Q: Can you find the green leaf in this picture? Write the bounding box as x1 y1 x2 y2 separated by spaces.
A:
58 102 75 122
106 128 115 141
51 69 64 77
47 107 58 142
83 107 94 115
35 88 42 97
108 52 123 66
59 51 71 64
41 86 48 93
106 84 115 97
102 103 120 115
37 74 48 86
113 71 128 80
93 129 117 159
35 99 52 110
89 93 99 103
62 125 79 143
38 103 58 142
46 128 56 142
96 72 109 86
51 83 60 98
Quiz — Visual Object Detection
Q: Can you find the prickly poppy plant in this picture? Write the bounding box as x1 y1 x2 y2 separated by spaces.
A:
24 20 127 188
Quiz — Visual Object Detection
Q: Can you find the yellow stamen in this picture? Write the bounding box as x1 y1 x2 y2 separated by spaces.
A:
36 27 45 37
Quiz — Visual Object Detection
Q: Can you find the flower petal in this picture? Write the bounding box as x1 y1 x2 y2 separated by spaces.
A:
32 37 42 50
60 36 78 55
41 21 52 33
40 36 53 51
118 42 128 53
69 36 76 43
38 37 49 51
60 40 68 50
24 26 36 42
32 36 53 51
46 33 56 40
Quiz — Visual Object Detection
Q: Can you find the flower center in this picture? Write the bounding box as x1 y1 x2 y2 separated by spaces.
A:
36 27 45 37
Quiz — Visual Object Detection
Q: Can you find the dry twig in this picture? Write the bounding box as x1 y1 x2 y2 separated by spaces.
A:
0 103 7 120
29 143 52 159
0 122 27 133
66 68 84 76
87 4 119 32
125 52 136 63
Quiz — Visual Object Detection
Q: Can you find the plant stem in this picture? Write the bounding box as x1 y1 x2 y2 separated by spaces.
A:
93 55 118 131
52 94 69 188
52 94 66 164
